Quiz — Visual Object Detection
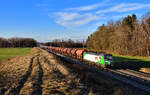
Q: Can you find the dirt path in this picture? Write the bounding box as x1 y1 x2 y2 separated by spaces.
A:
0 47 148 95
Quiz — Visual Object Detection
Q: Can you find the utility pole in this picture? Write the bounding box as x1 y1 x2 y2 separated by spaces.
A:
83 39 84 49
82 35 85 49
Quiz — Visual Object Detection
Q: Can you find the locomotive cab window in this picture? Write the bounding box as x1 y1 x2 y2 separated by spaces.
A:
104 54 113 60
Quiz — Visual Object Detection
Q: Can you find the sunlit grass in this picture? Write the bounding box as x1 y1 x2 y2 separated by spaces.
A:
113 54 150 73
113 54 150 62
0 48 31 62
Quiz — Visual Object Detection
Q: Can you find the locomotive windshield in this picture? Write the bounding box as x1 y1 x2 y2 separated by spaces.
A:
104 54 113 60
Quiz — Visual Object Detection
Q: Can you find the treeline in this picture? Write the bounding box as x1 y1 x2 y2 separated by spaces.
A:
0 37 37 48
86 13 150 56
45 39 85 48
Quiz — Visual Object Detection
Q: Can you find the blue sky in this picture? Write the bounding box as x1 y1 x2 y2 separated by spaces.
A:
0 0 150 42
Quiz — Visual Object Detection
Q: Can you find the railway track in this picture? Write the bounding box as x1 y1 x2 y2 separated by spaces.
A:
105 69 150 91
121 69 150 79
116 69 150 83
46 49 150 93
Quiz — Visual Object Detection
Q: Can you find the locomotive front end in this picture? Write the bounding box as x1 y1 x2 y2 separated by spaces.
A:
104 54 113 67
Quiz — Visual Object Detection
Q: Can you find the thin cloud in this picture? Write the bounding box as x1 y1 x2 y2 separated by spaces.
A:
96 3 150 14
65 0 110 12
52 2 150 28
72 16 99 26
55 12 80 21
54 12 100 28
118 4 150 12
65 3 104 11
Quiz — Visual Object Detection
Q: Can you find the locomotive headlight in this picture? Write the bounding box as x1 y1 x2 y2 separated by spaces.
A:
107 61 110 65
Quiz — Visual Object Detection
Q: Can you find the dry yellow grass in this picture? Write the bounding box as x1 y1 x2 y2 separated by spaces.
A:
140 68 150 74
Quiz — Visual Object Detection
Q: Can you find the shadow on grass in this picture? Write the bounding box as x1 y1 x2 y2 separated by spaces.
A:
113 56 150 70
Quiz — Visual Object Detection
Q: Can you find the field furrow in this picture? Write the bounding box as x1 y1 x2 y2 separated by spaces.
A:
19 57 43 95
0 56 33 95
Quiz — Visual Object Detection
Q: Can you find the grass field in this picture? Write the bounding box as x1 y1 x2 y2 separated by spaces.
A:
0 48 31 62
114 54 150 62
113 54 150 73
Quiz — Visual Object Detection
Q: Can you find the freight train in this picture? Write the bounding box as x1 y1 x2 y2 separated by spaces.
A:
44 46 113 67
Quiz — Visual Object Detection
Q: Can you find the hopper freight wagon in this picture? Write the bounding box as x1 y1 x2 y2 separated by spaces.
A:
45 46 113 67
